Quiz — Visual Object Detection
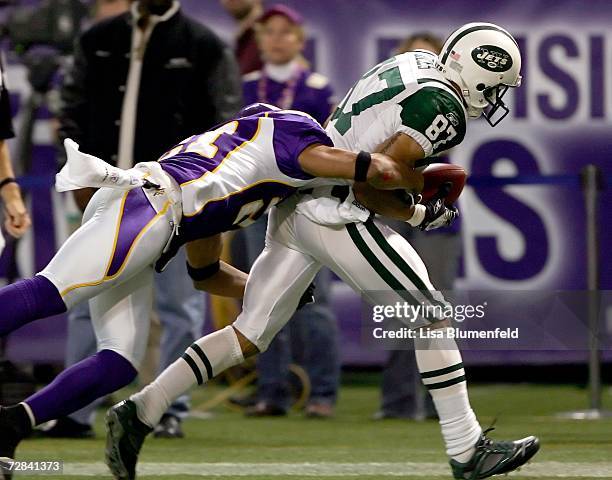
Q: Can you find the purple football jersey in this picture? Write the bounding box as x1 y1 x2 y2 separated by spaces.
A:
158 109 333 243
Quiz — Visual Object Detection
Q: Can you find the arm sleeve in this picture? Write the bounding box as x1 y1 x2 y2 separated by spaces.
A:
397 87 466 157
58 37 89 145
272 115 333 180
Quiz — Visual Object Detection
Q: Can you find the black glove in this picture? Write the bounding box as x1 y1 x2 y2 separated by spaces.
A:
297 282 316 310
408 182 459 231
420 201 458 231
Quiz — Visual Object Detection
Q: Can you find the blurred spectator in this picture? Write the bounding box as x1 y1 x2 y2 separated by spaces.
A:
243 5 334 124
220 0 263 74
376 32 457 421
0 56 31 255
242 4 339 418
51 0 241 439
395 32 443 55
93 0 130 20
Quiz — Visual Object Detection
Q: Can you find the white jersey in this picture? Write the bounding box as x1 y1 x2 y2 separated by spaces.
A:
296 51 468 225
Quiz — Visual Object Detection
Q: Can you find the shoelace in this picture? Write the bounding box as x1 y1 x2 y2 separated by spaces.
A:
478 418 517 452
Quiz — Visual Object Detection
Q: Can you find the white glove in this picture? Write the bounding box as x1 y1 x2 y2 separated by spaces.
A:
56 139 159 192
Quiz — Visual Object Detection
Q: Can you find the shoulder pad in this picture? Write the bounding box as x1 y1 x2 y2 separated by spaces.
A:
242 71 262 82
412 49 437 57
305 72 329 89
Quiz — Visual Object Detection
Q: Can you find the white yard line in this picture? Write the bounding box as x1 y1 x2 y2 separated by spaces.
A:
57 461 612 477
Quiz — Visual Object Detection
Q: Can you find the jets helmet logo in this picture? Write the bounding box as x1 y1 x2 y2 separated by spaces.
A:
471 45 513 72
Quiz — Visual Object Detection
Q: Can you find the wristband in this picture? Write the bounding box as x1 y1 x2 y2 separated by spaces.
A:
186 260 220 281
407 204 426 227
0 177 17 190
354 151 371 182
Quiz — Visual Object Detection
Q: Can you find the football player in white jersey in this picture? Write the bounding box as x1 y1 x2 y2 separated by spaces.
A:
107 23 539 480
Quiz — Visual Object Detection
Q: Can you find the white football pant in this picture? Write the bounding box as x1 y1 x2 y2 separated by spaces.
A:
39 186 174 368
234 196 447 351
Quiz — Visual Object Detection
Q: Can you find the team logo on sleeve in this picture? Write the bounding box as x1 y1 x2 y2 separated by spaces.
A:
471 45 513 72
445 112 460 127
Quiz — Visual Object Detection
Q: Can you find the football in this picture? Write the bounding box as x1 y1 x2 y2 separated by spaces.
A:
420 163 467 205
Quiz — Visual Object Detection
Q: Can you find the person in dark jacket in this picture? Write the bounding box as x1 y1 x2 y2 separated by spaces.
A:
60 0 241 200
53 0 242 439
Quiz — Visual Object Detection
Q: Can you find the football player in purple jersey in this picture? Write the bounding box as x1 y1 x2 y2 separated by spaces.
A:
0 103 419 476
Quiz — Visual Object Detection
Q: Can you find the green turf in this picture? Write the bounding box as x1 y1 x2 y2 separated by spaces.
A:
12 381 612 479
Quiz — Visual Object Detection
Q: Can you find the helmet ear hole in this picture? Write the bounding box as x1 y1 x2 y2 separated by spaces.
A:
476 83 486 91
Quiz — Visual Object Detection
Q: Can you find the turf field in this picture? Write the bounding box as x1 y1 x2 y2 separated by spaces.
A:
11 378 612 479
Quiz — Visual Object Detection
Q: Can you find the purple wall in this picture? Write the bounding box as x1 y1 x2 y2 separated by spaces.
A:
2 0 611 366
188 0 612 290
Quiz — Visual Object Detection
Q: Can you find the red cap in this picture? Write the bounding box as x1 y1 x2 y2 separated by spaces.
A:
259 4 303 26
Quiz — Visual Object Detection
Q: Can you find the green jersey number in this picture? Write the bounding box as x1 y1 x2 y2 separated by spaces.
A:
332 64 406 136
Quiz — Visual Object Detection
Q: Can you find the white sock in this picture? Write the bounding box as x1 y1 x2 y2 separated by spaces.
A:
131 326 244 427
415 330 482 463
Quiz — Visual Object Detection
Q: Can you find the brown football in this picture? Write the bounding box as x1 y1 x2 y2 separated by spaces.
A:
420 163 467 205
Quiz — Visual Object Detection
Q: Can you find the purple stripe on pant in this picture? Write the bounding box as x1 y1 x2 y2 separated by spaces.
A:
106 188 158 278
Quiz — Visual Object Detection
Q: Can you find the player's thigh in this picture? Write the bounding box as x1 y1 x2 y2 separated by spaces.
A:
298 217 447 323
39 187 172 309
89 265 154 370
233 239 320 352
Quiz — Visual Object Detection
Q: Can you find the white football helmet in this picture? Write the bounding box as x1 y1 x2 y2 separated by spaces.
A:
437 22 522 126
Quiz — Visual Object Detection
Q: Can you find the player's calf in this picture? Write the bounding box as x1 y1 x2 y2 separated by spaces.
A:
106 326 249 478
129 326 247 429
414 331 482 463
0 275 66 336
414 325 541 476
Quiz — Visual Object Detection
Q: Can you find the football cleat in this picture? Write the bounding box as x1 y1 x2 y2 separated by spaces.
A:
0 457 13 480
0 406 31 480
450 428 540 479
105 400 152 480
